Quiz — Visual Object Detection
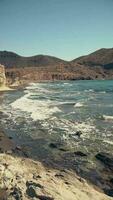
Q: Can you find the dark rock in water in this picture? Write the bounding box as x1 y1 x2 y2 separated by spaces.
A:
75 131 82 137
104 189 113 197
95 152 113 170
49 142 67 152
49 143 58 149
9 187 22 200
26 186 37 198
0 147 4 153
37 195 54 200
74 151 87 157
110 178 113 184
8 136 13 139
26 181 44 198
26 181 43 189
59 148 67 152
16 146 22 151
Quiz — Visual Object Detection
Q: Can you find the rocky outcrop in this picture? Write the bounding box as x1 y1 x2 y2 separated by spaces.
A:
0 64 6 87
95 152 113 170
0 154 111 200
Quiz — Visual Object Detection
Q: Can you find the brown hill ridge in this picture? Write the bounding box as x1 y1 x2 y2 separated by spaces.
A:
0 48 113 85
0 51 67 68
72 48 113 69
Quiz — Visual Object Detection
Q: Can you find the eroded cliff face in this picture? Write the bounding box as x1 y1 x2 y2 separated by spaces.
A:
5 64 113 87
0 64 6 87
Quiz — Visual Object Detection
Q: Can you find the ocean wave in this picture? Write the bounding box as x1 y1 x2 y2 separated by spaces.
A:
11 92 62 121
84 89 94 92
103 140 113 145
103 115 113 121
46 117 96 139
74 102 84 108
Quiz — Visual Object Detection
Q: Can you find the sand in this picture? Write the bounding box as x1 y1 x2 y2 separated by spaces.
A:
0 85 13 91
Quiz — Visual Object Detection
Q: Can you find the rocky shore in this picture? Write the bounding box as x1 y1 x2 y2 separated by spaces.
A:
0 130 112 200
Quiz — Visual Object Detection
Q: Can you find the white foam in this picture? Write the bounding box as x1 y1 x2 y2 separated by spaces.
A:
103 140 113 145
85 89 94 92
11 92 62 121
103 115 113 120
47 117 96 138
74 102 84 108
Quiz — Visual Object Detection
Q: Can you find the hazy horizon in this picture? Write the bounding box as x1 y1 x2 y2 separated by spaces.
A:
0 0 113 60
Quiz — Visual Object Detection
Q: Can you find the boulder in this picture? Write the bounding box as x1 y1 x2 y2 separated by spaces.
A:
95 152 113 170
74 151 87 157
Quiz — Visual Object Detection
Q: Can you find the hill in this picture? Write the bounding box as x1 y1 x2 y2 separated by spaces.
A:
72 48 113 69
0 48 113 85
0 51 67 68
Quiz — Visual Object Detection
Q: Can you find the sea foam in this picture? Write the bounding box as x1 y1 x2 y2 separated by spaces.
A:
11 92 61 121
103 115 113 121
74 102 84 108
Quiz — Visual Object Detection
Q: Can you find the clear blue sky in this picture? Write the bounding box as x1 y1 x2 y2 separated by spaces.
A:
0 0 113 60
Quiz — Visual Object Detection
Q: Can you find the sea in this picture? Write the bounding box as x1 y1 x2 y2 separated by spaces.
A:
0 80 113 180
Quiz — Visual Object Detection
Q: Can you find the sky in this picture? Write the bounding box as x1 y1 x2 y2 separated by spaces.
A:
0 0 113 60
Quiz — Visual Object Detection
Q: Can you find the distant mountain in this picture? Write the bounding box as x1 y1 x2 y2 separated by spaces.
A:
0 48 113 85
72 48 113 69
0 51 67 68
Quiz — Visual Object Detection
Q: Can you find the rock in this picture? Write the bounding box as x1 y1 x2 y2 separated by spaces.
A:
110 178 113 184
74 151 87 157
9 187 22 200
26 181 43 189
6 150 13 154
3 163 9 168
49 143 58 149
0 147 4 153
26 186 38 198
8 136 13 140
33 174 42 180
59 148 67 152
0 64 6 87
95 152 113 170
26 181 44 198
37 195 54 200
55 173 64 178
16 174 22 181
64 181 70 185
104 189 113 197
16 146 21 151
75 131 82 137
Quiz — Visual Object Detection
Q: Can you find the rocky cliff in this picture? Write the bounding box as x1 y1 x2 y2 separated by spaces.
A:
0 64 6 87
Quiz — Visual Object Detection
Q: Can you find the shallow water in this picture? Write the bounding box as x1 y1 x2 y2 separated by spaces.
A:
0 80 113 170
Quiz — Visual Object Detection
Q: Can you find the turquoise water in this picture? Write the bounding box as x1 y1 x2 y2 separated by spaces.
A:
1 80 113 168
